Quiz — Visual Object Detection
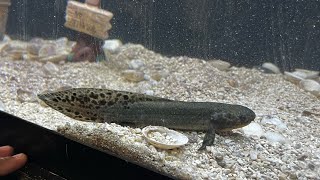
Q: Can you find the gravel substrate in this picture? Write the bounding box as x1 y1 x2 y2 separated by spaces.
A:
1 43 319 179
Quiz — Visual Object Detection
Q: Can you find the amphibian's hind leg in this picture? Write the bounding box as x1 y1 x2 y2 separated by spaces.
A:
198 126 216 151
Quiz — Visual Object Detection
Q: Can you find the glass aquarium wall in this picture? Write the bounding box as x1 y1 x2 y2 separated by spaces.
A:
6 0 320 70
1 0 319 179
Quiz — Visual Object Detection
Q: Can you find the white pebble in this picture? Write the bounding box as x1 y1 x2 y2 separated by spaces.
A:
143 90 154 96
284 71 305 84
0 100 5 111
250 150 258 160
209 60 231 71
261 115 287 130
241 122 264 138
103 39 122 53
262 62 281 74
299 79 320 97
128 59 145 70
42 61 59 75
263 131 288 144
295 68 319 79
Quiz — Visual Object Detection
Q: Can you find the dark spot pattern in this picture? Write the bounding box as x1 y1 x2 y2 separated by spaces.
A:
89 92 96 99
38 88 172 122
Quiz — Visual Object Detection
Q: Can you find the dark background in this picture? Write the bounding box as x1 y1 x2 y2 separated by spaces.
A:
6 0 320 71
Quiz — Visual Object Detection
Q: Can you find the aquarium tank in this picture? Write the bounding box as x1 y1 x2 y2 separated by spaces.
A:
0 0 319 179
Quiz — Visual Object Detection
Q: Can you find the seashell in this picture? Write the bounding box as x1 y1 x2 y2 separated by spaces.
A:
142 126 188 150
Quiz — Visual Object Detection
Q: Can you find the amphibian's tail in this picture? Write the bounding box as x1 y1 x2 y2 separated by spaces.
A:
37 88 171 122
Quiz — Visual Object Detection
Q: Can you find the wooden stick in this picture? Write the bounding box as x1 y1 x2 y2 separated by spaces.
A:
64 0 113 40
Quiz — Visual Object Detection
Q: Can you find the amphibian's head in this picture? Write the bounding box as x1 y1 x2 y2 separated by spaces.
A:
215 104 256 131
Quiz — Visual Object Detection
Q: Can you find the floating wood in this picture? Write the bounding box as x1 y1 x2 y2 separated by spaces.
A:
64 0 113 40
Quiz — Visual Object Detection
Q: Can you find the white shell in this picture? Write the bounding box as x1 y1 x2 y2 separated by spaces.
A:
142 126 188 150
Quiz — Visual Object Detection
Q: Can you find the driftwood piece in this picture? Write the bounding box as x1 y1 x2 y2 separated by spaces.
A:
64 0 113 40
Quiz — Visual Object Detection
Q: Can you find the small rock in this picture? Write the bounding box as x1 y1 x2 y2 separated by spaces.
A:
128 59 145 70
209 60 231 71
214 152 224 161
304 171 317 179
143 74 151 81
103 39 122 54
299 79 320 97
308 163 315 170
122 70 145 82
54 37 68 48
284 71 305 84
42 61 59 75
150 71 163 81
288 172 298 180
224 159 236 169
150 70 170 81
263 131 287 144
241 122 264 138
39 53 68 63
261 62 281 74
297 154 308 161
227 79 239 87
295 68 319 79
237 159 245 165
261 115 287 130
16 89 38 102
27 43 42 55
38 44 57 57
2 34 11 42
143 90 154 96
250 150 258 160
0 100 5 111
187 132 198 143
29 37 45 44
278 173 287 180
216 160 226 168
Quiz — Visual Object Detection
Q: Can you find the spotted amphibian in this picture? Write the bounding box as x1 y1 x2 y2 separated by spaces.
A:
38 88 256 150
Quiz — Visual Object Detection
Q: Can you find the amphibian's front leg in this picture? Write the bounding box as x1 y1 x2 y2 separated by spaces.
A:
198 124 216 151
198 113 230 151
